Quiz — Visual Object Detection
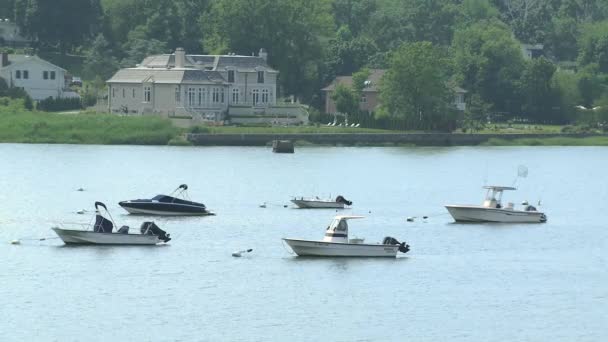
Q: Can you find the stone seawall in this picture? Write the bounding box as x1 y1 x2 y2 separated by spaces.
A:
186 133 604 146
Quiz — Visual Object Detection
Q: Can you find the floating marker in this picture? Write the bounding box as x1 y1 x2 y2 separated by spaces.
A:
406 217 415 222
10 240 20 245
77 188 85 192
232 248 253 257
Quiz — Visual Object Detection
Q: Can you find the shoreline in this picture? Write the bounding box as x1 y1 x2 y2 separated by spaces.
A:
186 133 608 147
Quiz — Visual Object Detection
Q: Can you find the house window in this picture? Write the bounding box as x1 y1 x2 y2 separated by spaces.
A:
198 88 202 106
132 89 136 98
175 87 180 103
228 70 235 83
201 88 207 105
50 71 55 80
213 88 220 103
112 88 116 98
43 71 48 80
232 88 239 104
221 88 225 103
144 86 151 102
257 71 264 83
15 70 21 79
188 87 195 106
262 89 269 104
360 95 367 103
252 89 260 106
23 70 28 79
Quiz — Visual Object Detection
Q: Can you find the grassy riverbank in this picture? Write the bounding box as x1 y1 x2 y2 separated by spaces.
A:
0 106 177 145
1 102 607 146
482 136 608 146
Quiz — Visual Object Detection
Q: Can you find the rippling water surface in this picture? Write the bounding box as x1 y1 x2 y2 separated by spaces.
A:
0 144 606 341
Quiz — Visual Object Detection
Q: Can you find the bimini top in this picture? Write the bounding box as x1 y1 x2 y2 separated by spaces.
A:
333 215 365 221
483 185 516 191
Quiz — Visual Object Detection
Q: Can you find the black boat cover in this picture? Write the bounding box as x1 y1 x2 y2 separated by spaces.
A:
93 214 113 233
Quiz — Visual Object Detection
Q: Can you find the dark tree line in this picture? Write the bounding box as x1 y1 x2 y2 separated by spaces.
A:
2 0 608 128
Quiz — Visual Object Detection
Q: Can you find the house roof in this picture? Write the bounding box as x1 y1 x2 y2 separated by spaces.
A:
0 54 66 72
322 69 386 92
139 53 277 73
107 68 227 84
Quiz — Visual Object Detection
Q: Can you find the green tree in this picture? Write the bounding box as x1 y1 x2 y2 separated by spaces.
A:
352 68 371 95
462 93 491 132
577 20 608 73
519 57 559 122
15 0 102 53
331 0 377 35
331 83 359 116
323 27 377 83
379 41 453 130
83 34 119 81
202 0 333 102
452 20 525 117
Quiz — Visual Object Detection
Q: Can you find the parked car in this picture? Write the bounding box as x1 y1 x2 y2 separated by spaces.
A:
70 76 83 87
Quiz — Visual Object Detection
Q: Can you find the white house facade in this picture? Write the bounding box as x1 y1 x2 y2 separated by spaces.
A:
107 48 308 125
0 53 77 100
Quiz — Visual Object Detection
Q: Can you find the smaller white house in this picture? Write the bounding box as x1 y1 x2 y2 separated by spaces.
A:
0 52 78 100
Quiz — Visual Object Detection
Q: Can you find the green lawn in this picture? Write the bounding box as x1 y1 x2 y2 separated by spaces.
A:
0 108 178 144
474 123 564 134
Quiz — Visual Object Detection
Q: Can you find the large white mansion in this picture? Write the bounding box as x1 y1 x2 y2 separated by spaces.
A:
106 48 307 125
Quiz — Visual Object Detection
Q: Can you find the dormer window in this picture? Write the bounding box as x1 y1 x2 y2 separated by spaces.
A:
228 70 235 83
257 71 264 83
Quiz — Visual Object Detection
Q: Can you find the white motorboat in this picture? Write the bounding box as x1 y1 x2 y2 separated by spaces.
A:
445 186 547 223
291 195 352 209
52 202 171 245
283 215 410 257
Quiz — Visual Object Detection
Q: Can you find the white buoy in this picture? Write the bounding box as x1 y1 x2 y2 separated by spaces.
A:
77 209 85 214
232 249 253 257
259 203 267 208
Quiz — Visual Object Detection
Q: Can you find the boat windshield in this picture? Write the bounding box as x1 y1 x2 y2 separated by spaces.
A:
484 189 504 208
328 218 348 232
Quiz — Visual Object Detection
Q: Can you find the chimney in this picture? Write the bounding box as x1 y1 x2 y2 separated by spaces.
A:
175 48 185 69
258 48 268 62
1 52 8 67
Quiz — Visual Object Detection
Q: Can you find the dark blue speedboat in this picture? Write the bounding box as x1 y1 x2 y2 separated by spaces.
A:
119 184 214 216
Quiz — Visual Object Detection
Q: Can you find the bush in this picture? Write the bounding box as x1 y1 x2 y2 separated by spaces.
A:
36 97 83 112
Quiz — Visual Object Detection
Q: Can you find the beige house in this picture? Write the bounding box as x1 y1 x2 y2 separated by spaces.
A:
107 48 308 125
322 69 467 114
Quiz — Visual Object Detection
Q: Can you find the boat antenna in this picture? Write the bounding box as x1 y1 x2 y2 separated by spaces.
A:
512 165 528 187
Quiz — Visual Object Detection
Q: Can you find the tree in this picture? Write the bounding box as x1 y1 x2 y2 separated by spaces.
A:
331 83 359 117
15 0 102 53
83 34 119 81
519 57 558 122
462 93 491 132
452 20 525 117
120 26 167 67
331 0 377 36
379 41 453 130
202 0 333 102
577 20 608 73
323 27 377 84
352 68 371 95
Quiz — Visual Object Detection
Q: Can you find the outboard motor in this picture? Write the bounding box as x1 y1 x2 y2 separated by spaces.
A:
335 195 353 206
383 236 410 254
140 221 171 243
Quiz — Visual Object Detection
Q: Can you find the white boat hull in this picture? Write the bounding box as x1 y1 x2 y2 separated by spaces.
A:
283 238 399 257
120 206 214 216
291 199 345 209
52 228 162 245
445 205 547 223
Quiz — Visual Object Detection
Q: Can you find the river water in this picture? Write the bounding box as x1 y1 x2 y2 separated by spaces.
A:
0 144 606 341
